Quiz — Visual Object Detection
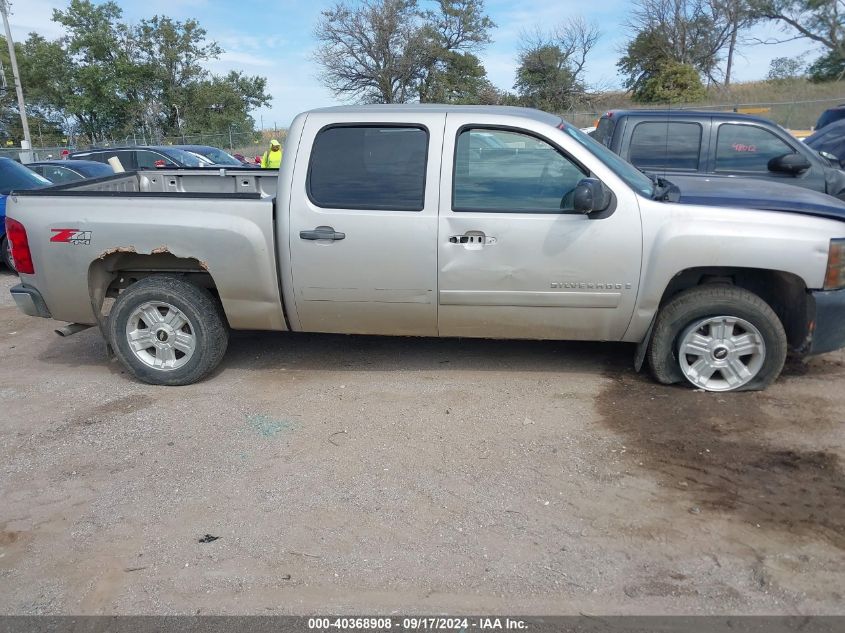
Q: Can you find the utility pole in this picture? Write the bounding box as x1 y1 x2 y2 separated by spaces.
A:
0 0 32 155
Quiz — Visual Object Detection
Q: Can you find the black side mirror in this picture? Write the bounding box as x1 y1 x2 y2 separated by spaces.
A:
768 153 811 175
573 178 610 214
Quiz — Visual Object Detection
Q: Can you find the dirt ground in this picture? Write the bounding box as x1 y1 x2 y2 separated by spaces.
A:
1 268 844 615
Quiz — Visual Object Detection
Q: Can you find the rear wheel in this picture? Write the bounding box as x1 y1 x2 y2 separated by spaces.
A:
108 275 228 385
1 235 16 272
647 285 787 392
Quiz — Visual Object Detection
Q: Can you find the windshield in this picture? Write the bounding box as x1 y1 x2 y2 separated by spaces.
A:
0 159 51 194
160 148 214 167
195 147 242 166
557 121 654 197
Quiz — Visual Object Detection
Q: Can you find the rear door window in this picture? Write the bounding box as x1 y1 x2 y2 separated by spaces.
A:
629 121 702 171
308 125 428 211
715 124 796 172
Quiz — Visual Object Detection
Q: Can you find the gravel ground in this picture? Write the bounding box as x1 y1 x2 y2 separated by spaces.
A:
1 268 844 615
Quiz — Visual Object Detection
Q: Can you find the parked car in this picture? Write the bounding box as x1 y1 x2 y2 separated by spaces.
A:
594 109 845 199
804 119 845 168
173 145 258 168
7 105 845 392
0 157 51 271
814 104 845 132
26 160 115 184
69 146 214 170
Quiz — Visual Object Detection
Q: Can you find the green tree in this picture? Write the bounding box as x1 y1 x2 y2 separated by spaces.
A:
513 18 599 112
419 0 496 103
618 28 673 95
2 0 271 145
420 50 491 102
134 15 223 134
636 61 707 103
51 0 137 142
0 34 69 143
767 55 807 82
808 49 845 81
184 71 271 136
515 44 580 111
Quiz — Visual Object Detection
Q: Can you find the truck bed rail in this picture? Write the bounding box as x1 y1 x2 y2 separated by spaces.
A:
13 168 278 197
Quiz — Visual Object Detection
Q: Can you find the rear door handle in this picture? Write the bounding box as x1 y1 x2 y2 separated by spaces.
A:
299 226 345 241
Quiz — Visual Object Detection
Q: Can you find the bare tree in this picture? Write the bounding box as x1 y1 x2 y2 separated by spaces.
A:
314 0 429 104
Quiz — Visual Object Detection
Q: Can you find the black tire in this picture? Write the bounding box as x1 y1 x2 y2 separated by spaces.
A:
647 285 787 392
1 235 16 272
108 275 228 386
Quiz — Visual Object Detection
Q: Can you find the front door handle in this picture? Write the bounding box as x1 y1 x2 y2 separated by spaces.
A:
299 226 345 241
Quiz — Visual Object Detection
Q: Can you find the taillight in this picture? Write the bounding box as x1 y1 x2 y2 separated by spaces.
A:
154 159 166 168
5 217 35 274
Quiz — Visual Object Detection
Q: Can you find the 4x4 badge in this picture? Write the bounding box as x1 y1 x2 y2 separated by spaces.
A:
50 229 92 245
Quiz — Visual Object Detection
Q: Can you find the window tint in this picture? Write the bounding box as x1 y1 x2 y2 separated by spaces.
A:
453 128 586 213
43 166 83 184
82 151 133 169
308 126 428 210
715 124 795 172
595 117 616 147
629 121 702 170
135 150 173 169
0 158 51 194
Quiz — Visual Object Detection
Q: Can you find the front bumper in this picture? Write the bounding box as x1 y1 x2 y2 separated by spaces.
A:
10 283 52 319
808 288 845 355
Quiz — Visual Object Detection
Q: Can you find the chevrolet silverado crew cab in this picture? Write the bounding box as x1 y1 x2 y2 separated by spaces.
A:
595 109 845 199
6 105 845 392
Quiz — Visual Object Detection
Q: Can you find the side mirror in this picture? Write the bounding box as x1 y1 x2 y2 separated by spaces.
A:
768 153 811 174
573 178 610 214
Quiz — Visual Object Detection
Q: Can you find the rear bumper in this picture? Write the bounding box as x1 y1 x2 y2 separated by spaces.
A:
808 288 845 355
10 283 52 319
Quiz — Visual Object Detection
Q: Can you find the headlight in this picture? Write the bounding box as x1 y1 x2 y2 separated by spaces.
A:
824 238 845 290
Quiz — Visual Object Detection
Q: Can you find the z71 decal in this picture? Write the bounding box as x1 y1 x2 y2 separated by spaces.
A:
50 229 92 245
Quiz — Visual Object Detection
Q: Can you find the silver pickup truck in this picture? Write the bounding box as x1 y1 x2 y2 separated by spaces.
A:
6 105 845 392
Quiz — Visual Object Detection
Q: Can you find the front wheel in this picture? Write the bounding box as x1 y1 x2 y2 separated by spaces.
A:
108 275 229 385
1 235 16 272
647 286 787 392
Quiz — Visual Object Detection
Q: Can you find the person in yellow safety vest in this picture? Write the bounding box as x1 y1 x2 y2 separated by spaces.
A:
261 139 282 168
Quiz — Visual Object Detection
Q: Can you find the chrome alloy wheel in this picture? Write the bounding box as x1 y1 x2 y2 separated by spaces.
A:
124 301 196 371
678 315 766 392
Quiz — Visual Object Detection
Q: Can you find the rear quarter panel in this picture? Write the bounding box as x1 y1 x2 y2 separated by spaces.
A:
7 193 285 330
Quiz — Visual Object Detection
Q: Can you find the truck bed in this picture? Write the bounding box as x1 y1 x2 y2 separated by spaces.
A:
8 168 285 332
17 168 278 198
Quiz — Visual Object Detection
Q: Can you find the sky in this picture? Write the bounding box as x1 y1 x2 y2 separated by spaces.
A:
6 0 819 129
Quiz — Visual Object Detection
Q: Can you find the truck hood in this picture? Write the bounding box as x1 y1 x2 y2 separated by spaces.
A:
666 175 845 222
